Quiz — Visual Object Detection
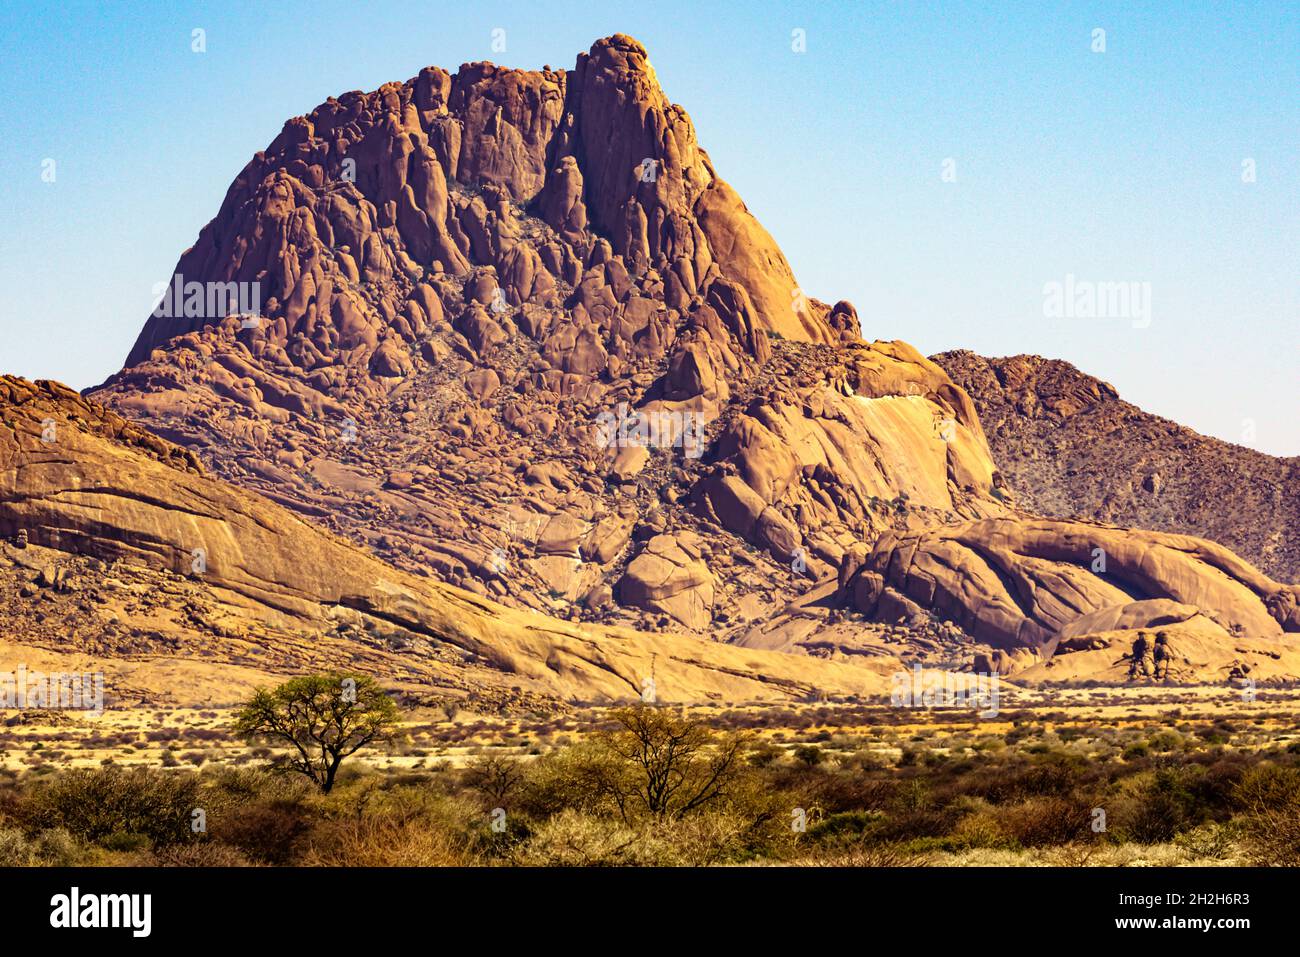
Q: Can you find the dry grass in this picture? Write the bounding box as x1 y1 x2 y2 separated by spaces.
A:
2 685 1298 866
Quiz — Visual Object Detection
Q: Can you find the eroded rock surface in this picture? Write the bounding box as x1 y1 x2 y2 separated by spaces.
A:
934 350 1300 582
1 375 895 705
67 35 1297 684
840 516 1300 655
92 35 1004 635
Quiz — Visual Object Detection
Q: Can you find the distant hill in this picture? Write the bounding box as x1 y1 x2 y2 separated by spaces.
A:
933 350 1300 583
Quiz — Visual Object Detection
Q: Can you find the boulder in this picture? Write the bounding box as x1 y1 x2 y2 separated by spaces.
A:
618 534 716 630
843 516 1300 652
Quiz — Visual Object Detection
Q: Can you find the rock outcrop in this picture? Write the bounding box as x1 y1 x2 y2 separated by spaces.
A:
92 35 1005 635
617 533 715 630
1 375 895 704
934 350 1300 583
839 516 1300 655
68 35 1297 684
122 34 828 375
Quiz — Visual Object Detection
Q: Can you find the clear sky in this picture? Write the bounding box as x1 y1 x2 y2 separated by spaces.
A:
1 0 1295 454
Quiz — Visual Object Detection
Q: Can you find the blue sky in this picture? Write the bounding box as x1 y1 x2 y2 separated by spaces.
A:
1 0 1295 453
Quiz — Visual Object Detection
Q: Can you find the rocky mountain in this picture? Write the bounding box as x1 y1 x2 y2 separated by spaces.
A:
933 351 1300 583
92 35 1005 641
61 34 1299 685
0 375 893 706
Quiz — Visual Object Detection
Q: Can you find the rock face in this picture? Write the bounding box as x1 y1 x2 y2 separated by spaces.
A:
92 35 1006 635
73 34 1297 683
123 34 825 374
0 375 895 704
933 350 1300 583
840 516 1300 654
617 533 715 629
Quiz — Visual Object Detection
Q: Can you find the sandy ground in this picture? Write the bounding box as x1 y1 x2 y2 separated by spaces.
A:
5 681 1298 773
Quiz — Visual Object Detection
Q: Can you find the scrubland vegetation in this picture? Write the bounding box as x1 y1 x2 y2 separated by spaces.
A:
4 696 1300 866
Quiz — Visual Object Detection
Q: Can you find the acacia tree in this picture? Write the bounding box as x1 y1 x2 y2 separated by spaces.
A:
233 673 400 793
598 706 749 823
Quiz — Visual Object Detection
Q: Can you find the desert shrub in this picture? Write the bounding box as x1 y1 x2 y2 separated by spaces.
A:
806 810 885 849
302 814 473 866
1147 730 1183 752
770 765 894 815
301 786 479 867
520 708 758 827
665 810 757 864
509 809 639 866
947 803 1015 850
462 753 525 808
194 767 316 864
1174 822 1240 862
1195 723 1232 745
746 743 783 768
794 745 825 766
32 827 84 865
516 742 622 818
100 831 152 852
508 808 766 867
153 842 252 866
591 707 751 823
1003 726 1032 745
840 748 885 772
996 796 1095 848
205 766 313 803
953 755 1090 805
0 826 86 866
211 798 312 865
634 811 764 866
870 804 963 844
712 771 809 861
1111 767 1204 843
1161 754 1252 823
797 841 927 866
0 827 32 865
1233 763 1300 811
22 767 201 848
1234 764 1300 865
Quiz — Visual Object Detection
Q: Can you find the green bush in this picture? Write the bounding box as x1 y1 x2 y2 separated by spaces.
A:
1113 767 1204 843
22 767 201 849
